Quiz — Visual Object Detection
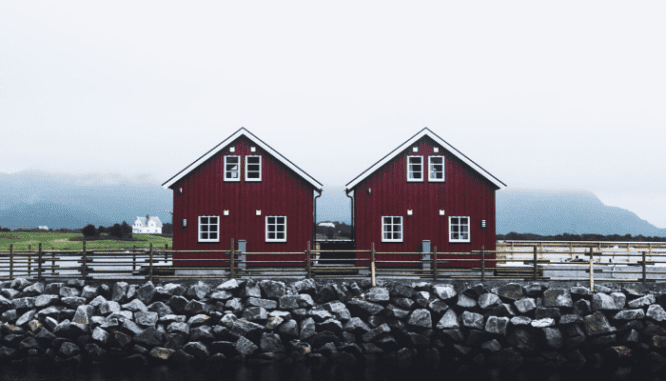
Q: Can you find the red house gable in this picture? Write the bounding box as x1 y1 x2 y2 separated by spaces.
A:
163 128 322 267
345 128 506 267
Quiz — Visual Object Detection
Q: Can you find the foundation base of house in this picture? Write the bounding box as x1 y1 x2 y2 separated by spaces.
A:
174 269 228 276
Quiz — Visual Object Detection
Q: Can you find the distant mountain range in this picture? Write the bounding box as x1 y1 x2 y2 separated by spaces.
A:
1 171 664 237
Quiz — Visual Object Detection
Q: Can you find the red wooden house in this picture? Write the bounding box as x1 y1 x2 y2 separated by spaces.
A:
345 128 506 268
162 128 322 270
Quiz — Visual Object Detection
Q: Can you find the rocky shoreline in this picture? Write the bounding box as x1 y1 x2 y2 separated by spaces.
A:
2 278 666 380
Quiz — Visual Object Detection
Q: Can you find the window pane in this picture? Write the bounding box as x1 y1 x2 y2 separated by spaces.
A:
451 217 458 224
268 217 275 224
248 157 259 164
276 225 284 232
201 225 209 232
393 217 401 224
201 232 208 239
462 233 468 240
277 232 285 239
461 226 468 233
384 233 390 240
268 233 275 239
210 233 217 240
277 217 285 224
247 172 259 179
383 217 391 224
268 225 275 232
228 157 238 163
210 217 218 224
461 217 468 224
201 217 208 224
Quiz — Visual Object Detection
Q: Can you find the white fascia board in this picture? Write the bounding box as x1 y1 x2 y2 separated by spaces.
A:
162 127 323 191
345 127 506 191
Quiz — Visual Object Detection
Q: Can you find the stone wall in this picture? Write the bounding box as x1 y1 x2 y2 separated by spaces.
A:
2 278 666 380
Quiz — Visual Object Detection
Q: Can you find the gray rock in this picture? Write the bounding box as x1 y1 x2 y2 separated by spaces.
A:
542 327 563 349
497 283 523 301
81 285 99 299
507 326 538 352
259 280 286 299
266 316 284 329
574 299 591 315
278 319 298 338
530 318 555 328
235 336 258 356
230 319 264 338
436 309 459 329
478 293 501 309
584 311 616 336
92 327 110 344
163 283 186 296
647 304 666 321
613 309 645 320
150 346 176 361
137 281 156 304
535 307 561 320
21 282 44 296
511 316 532 326
627 293 656 308
2 288 20 299
316 318 343 334
291 278 316 294
366 287 390 303
385 304 410 319
268 310 291 320
60 286 80 298
362 323 391 342
260 332 285 353
183 341 210 360
188 314 211 326
240 280 262 298
99 301 121 315
210 291 233 301
61 296 87 308
278 295 299 310
135 311 159 327
243 307 268 321
186 281 211 300
543 289 573 308
59 342 80 357
485 316 510 335
347 299 384 317
461 311 484 330
167 322 190 336
592 293 619 311
245 297 278 310
408 308 432 328
71 304 95 325
112 282 128 302
324 301 351 321
122 299 148 312
123 319 144 336
89 295 107 308
299 317 316 340
225 298 243 314
297 294 315 308
217 279 240 291
190 325 215 342
414 291 430 307
12 297 35 310
570 286 593 300
559 314 583 325
514 297 537 314
19 336 39 350
135 327 165 347
611 292 627 309
391 297 414 310
457 294 477 308
344 317 371 334
148 301 174 317
16 309 36 326
391 283 415 298
432 285 457 300
428 300 449 315
168 295 188 313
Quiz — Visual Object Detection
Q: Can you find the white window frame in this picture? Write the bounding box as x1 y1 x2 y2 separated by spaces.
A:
198 216 220 242
245 155 262 182
449 216 470 243
224 155 241 182
381 216 403 243
265 216 287 242
407 156 423 182
428 156 445 182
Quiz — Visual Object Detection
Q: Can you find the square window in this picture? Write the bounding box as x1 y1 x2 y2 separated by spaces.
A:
224 156 240 181
382 216 403 242
449 216 471 243
246 156 262 181
407 156 423 182
266 216 287 242
198 216 220 242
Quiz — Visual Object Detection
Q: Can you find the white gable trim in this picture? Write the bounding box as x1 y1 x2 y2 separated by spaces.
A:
345 127 506 190
162 127 322 190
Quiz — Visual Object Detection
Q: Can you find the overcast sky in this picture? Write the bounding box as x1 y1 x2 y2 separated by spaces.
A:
2 1 665 228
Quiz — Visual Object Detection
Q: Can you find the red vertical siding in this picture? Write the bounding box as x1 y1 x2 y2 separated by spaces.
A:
353 136 498 268
171 136 314 267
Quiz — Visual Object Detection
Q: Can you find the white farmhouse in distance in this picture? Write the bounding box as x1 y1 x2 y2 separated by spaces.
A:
318 222 336 228
132 216 163 234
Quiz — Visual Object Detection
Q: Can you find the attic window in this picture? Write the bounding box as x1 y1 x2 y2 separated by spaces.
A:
224 156 240 181
407 156 423 182
428 156 444 182
245 156 261 181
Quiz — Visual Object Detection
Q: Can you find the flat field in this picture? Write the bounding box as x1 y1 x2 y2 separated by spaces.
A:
0 232 172 251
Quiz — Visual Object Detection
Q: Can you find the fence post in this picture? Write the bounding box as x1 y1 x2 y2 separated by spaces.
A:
149 243 154 282
52 250 56 275
28 244 31 276
82 241 87 279
306 241 312 279
432 246 437 281
132 245 137 272
164 244 168 263
642 250 647 284
370 243 376 287
481 245 485 284
589 253 594 292
533 246 538 281
230 238 235 279
9 244 13 279
37 243 43 281
569 242 573 261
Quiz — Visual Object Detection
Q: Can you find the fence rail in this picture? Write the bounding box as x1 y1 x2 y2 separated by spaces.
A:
2 240 666 289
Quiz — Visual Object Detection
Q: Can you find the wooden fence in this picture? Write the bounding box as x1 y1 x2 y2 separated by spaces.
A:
2 240 666 289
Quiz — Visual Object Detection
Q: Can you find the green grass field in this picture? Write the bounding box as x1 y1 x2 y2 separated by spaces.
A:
0 232 172 252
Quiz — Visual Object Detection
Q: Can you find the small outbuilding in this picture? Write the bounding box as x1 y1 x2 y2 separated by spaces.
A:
162 127 322 270
345 127 506 268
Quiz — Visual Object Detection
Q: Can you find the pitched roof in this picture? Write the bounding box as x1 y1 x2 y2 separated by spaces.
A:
345 127 506 191
162 127 323 191
136 216 163 228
